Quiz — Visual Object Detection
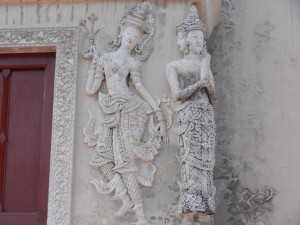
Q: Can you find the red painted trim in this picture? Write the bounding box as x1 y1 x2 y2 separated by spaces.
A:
0 212 42 225
0 69 11 212
0 53 55 224
0 53 56 69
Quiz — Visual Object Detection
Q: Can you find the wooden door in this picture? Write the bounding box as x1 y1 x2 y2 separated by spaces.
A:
0 53 55 225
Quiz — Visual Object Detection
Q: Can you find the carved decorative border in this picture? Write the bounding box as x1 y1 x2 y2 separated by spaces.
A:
0 27 78 225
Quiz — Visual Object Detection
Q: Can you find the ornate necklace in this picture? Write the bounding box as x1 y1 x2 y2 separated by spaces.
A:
110 57 126 74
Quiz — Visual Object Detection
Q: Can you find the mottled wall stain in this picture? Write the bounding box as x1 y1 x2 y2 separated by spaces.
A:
208 0 300 224
20 5 23 25
46 4 50 22
254 22 275 61
36 0 41 23
71 4 74 22
214 153 275 225
56 3 61 23
85 1 88 17
5 4 8 25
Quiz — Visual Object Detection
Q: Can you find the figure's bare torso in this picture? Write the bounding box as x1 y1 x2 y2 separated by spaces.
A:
103 52 134 96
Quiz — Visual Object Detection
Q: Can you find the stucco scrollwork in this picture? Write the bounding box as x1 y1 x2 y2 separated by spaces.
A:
0 27 78 225
82 2 167 225
166 6 216 225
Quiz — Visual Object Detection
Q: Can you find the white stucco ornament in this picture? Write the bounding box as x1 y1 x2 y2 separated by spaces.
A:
82 2 167 225
0 27 78 225
166 5 217 225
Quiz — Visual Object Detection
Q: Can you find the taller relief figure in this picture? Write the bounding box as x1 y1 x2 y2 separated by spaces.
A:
83 2 167 225
166 5 217 225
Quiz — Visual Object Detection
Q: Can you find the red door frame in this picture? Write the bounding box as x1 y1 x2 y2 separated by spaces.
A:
0 53 55 225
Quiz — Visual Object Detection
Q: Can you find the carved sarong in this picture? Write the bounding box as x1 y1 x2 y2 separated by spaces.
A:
174 99 216 214
86 93 161 192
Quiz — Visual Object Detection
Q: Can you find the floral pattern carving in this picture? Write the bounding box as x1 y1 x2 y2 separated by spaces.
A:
0 27 78 225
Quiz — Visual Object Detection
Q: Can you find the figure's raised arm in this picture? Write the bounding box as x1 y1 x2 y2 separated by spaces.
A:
86 55 105 95
200 54 217 106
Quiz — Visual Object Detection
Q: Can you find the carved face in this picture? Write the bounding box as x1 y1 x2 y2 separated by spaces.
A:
186 30 204 54
121 26 142 51
177 32 186 53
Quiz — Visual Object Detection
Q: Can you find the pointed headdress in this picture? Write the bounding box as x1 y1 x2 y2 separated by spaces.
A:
120 2 155 39
101 1 155 60
177 5 206 35
122 2 151 34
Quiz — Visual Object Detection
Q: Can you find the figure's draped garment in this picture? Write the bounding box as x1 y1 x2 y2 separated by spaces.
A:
86 54 161 194
173 60 216 214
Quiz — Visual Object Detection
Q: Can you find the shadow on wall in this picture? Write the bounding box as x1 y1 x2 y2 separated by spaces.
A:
207 0 276 225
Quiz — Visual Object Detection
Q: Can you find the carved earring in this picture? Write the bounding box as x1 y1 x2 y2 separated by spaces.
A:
184 41 190 55
135 43 142 52
200 41 207 56
115 33 122 46
114 25 123 47
135 38 145 53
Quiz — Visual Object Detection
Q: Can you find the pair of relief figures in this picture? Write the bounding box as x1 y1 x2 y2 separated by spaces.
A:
81 2 216 225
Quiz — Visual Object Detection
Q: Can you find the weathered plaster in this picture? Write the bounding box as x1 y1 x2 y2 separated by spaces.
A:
0 0 300 225
209 0 300 224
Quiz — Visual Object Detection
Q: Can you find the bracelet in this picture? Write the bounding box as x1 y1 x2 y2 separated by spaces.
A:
96 65 104 72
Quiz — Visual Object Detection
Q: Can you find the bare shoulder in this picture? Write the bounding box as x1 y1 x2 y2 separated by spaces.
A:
167 59 186 66
167 59 192 76
167 59 188 69
200 52 211 62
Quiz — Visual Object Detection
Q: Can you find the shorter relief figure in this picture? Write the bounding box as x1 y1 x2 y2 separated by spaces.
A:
166 5 217 225
82 2 167 225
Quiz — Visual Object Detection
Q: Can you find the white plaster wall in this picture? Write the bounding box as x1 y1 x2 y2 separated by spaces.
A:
0 0 300 225
210 0 300 225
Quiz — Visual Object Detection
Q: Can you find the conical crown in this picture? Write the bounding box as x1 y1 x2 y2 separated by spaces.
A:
177 5 206 34
123 2 152 34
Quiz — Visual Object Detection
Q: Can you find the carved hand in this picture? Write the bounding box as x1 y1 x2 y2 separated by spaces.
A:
159 120 169 144
199 77 209 88
155 109 169 144
82 43 98 60
86 55 104 95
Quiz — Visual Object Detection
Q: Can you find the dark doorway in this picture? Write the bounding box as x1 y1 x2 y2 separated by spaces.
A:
0 53 55 225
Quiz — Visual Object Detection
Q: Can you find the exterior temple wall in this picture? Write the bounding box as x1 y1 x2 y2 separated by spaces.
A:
0 0 299 225
211 1 300 225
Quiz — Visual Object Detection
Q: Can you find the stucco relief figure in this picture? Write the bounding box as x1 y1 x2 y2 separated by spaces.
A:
82 2 167 225
166 6 217 225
